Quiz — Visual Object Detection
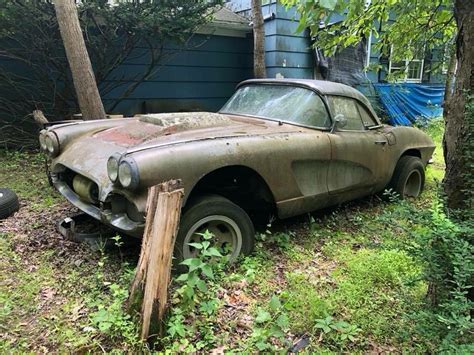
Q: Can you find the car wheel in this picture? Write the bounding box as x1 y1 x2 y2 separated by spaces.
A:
174 194 255 265
389 156 425 198
0 188 20 219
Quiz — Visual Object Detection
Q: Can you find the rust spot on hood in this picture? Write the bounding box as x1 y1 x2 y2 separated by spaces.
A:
93 122 163 146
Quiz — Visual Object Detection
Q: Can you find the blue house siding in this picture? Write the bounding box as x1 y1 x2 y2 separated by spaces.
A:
102 34 253 115
231 1 315 79
231 0 446 85
0 31 252 120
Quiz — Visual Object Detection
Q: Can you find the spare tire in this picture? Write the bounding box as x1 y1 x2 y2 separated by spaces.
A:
0 188 20 219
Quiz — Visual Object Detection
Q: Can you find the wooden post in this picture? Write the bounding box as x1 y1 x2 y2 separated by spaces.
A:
128 180 184 341
54 0 106 120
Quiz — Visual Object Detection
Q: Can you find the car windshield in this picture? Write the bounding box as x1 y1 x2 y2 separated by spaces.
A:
220 84 331 128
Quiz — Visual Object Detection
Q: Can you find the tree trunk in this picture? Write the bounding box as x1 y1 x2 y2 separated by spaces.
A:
442 0 473 214
54 0 106 120
443 48 457 104
251 0 266 78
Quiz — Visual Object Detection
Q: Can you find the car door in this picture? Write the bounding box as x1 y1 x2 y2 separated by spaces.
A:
326 95 389 203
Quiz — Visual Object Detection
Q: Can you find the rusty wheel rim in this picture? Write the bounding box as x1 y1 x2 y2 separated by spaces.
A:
183 215 242 261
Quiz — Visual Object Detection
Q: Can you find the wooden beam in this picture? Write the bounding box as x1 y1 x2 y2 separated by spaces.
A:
128 180 184 340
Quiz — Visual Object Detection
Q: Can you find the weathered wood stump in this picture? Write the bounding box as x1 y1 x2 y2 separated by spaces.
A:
128 180 184 341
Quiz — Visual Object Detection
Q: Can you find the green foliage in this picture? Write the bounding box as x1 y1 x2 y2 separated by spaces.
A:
86 245 140 347
461 92 474 217
281 0 456 79
314 316 361 343
406 201 473 349
256 224 293 250
330 248 425 341
249 295 290 351
163 230 226 351
283 271 332 331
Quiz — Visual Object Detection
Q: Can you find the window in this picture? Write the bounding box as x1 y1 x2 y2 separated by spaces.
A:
388 47 424 82
357 103 378 127
327 96 365 131
221 84 331 128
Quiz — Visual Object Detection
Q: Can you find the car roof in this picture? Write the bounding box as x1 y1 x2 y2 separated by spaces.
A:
238 78 374 111
237 78 380 122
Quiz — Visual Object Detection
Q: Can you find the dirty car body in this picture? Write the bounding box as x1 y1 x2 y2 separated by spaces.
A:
40 79 435 260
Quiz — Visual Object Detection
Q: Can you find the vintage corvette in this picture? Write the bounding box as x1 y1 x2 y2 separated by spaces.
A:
39 79 435 262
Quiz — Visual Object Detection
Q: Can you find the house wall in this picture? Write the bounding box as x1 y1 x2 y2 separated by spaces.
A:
229 1 446 86
0 33 253 119
229 1 315 79
103 34 253 115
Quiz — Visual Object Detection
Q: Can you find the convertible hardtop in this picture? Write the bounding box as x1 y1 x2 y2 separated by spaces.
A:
238 78 377 118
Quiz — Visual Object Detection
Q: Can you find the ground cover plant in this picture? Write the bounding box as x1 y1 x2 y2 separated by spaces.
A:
0 119 472 352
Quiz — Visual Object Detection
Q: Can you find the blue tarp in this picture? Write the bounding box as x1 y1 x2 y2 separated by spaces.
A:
373 83 445 126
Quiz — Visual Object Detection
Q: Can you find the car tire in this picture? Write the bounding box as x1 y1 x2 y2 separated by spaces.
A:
0 188 20 219
389 156 425 198
174 194 255 266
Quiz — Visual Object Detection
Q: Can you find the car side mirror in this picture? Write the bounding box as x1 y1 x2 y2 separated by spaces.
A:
330 114 347 133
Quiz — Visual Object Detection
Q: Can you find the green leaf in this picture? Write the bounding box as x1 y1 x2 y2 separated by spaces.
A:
255 309 272 324
196 279 208 293
187 242 203 249
186 273 199 287
256 341 269 351
319 0 337 11
175 323 186 337
180 257 198 266
98 322 112 332
184 286 194 299
201 264 214 279
276 314 289 330
269 295 281 312
189 258 203 272
201 230 214 240
269 325 284 339
176 273 188 282
199 300 217 315
315 323 331 333
206 247 223 257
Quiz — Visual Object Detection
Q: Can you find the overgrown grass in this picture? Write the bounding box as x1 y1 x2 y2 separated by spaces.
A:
1 120 472 352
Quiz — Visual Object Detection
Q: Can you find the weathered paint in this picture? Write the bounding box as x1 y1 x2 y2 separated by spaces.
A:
45 79 435 237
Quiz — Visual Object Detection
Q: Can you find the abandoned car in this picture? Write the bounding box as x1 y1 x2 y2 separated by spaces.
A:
39 79 435 262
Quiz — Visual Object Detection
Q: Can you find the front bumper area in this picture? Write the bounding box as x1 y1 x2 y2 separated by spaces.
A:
52 175 145 237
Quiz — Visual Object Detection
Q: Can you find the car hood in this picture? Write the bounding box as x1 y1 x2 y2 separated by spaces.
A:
90 112 296 151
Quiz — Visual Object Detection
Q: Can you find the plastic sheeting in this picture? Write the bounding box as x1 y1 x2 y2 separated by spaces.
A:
373 83 445 126
314 40 367 87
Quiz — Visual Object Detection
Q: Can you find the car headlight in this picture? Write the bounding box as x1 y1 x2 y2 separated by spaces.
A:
107 153 121 183
44 132 60 157
118 157 140 190
39 130 47 151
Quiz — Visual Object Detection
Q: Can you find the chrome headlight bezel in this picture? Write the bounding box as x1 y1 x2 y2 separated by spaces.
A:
118 157 140 190
39 130 48 151
107 153 122 184
43 132 60 157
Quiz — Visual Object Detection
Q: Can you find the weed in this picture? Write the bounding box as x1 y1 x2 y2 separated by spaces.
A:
85 247 141 348
313 316 361 343
248 295 290 351
162 230 226 351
